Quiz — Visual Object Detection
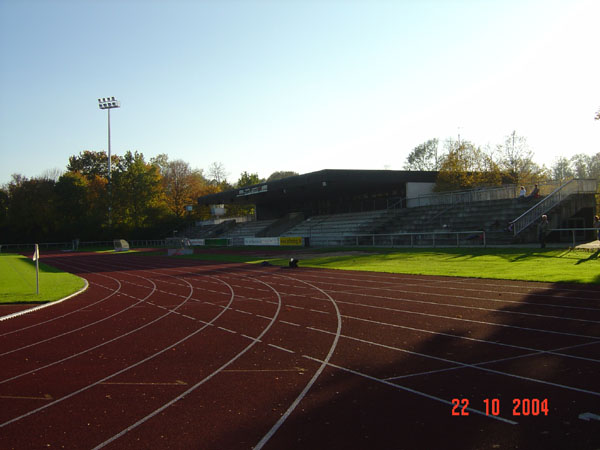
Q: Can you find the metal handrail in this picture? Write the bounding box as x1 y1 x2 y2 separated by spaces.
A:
511 179 598 236
387 181 565 210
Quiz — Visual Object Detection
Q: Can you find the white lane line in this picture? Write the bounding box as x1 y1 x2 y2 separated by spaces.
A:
0 279 90 323
309 326 600 398
254 276 342 450
0 259 126 337
294 270 600 302
0 275 135 357
241 334 261 342
326 288 600 323
0 269 220 428
217 327 236 334
92 273 283 450
385 338 600 380
268 344 295 354
343 309 598 340
303 355 518 425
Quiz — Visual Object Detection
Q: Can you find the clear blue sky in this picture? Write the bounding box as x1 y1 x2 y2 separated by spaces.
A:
1 0 598 186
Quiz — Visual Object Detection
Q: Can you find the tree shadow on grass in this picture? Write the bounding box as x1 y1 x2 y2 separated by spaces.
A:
574 250 600 265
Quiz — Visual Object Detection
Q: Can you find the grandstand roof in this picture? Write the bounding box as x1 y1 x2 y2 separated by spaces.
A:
197 169 438 219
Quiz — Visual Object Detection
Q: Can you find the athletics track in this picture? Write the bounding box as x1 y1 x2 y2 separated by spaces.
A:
0 251 599 449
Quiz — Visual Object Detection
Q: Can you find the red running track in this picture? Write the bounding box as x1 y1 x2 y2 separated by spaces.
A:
1 251 599 449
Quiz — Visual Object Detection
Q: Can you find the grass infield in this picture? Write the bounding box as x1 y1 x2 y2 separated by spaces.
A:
185 247 600 284
0 253 85 304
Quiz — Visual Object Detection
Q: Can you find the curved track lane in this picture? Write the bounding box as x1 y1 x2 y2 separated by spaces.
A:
1 252 599 449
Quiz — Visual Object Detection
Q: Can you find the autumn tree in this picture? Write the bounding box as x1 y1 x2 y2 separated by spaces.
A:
67 150 119 179
153 156 209 219
435 140 502 191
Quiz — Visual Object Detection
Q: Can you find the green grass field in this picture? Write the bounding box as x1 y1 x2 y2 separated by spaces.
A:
0 254 86 304
186 247 600 284
2 246 597 306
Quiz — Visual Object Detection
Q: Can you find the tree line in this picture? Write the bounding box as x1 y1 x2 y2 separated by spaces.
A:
1 131 598 244
0 150 298 244
403 131 600 191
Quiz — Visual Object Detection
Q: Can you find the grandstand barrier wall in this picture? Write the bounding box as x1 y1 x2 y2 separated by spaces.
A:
306 230 487 248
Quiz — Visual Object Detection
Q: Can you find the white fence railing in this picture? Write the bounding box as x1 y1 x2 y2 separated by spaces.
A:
512 179 598 236
307 231 487 248
388 181 564 209
0 240 169 253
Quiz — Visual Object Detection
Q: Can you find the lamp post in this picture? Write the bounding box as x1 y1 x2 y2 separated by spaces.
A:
98 96 120 226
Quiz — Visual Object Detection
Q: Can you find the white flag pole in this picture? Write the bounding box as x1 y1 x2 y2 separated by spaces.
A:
33 244 39 295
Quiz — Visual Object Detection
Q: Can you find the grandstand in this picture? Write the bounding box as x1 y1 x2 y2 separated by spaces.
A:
194 171 598 246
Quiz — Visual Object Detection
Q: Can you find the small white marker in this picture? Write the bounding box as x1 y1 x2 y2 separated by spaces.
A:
578 412 600 421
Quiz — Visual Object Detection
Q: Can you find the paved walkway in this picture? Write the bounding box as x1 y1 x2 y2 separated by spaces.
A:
575 240 600 250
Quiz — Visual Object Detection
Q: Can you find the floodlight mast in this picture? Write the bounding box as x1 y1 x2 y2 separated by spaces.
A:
98 97 120 227
98 97 120 178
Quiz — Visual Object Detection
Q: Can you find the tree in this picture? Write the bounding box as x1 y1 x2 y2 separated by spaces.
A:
495 131 538 184
112 151 164 229
571 153 600 179
403 139 440 171
39 168 63 182
6 175 60 242
236 172 263 188
267 171 299 181
149 153 170 175
55 172 95 238
67 150 119 179
0 188 8 230
435 140 502 191
163 160 206 219
551 157 574 182
207 162 228 185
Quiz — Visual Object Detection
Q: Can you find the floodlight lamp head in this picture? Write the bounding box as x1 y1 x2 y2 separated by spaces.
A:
98 97 121 109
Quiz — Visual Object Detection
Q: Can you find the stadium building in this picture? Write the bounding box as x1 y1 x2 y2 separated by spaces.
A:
197 169 438 220
195 169 598 246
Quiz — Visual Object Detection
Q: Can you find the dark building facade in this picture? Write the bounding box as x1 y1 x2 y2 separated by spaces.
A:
198 169 438 220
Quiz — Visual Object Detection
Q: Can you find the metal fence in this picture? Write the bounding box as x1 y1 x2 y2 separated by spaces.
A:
512 179 598 236
307 230 487 248
552 228 600 248
387 181 566 210
0 240 168 253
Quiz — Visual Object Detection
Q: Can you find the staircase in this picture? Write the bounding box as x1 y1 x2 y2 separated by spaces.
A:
511 179 598 236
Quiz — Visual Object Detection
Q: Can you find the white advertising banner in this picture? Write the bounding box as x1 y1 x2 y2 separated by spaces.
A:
244 237 280 246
